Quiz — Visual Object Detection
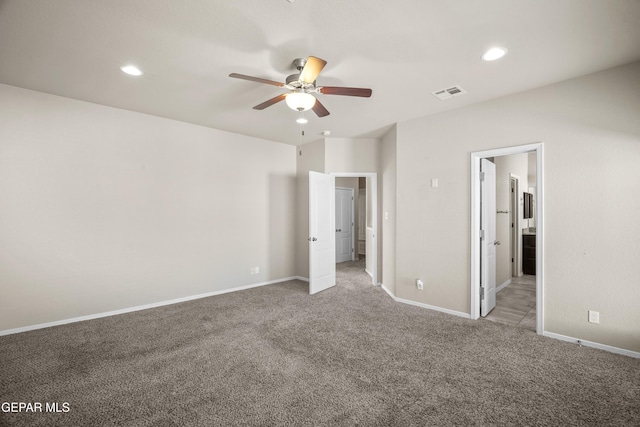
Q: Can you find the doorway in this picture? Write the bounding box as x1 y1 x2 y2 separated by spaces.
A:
470 143 544 334
308 172 378 294
335 187 355 263
332 173 377 286
510 176 519 277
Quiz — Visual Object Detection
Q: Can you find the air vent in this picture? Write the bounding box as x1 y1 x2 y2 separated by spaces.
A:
432 85 467 100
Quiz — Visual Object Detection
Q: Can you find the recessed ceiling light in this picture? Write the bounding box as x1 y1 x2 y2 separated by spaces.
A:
482 47 508 61
120 65 143 76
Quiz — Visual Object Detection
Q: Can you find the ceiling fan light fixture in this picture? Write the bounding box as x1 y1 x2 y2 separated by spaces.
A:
285 92 316 111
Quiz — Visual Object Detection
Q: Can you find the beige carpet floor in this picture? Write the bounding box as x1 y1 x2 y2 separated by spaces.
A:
1 258 639 426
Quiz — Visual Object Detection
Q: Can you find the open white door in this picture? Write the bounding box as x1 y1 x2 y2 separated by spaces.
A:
309 171 336 294
480 159 497 316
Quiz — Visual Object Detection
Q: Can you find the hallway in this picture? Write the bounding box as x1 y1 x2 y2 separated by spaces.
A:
484 275 536 331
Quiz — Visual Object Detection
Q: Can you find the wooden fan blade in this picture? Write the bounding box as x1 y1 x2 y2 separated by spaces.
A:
253 94 287 110
319 86 372 97
299 56 327 84
312 98 330 117
229 73 284 87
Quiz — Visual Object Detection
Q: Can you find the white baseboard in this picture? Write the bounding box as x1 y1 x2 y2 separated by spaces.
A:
364 268 373 278
496 278 511 293
395 297 472 319
10 277 636 359
379 286 638 358
380 283 395 298
543 331 640 359
0 276 301 337
378 284 471 319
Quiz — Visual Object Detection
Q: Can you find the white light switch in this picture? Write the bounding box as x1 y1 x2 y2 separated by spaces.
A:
384 212 389 220
431 178 439 188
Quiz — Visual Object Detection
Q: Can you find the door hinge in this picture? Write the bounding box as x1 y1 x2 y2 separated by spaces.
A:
480 229 485 240
480 171 485 182
480 287 485 299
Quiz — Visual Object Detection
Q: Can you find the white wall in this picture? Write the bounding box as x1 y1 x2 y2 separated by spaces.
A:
0 84 297 332
395 62 640 352
324 138 380 173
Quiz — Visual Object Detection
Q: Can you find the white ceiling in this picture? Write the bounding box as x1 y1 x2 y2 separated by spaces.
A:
1 0 639 146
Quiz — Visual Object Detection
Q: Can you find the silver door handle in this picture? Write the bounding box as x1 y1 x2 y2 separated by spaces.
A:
494 240 501 245
336 229 342 232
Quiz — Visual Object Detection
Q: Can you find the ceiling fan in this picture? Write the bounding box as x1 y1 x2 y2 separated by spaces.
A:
229 56 372 117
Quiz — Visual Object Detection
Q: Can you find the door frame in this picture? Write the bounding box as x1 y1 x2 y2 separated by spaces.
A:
509 174 520 277
335 186 355 263
331 172 378 286
470 143 544 334
480 158 497 317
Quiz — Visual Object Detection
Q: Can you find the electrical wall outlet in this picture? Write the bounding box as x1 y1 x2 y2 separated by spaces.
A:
416 279 424 290
250 267 255 275
255 266 260 274
588 310 600 324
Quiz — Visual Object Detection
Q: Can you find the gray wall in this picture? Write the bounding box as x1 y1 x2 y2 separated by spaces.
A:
394 62 640 352
0 84 297 331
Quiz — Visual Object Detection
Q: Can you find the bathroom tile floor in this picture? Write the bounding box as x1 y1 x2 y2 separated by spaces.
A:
484 275 536 331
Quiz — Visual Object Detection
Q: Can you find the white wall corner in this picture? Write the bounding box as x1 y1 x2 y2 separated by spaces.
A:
380 283 396 299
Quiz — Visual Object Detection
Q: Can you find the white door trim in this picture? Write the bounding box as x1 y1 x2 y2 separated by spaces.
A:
509 174 521 277
331 172 378 286
470 143 544 334
480 158 497 317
